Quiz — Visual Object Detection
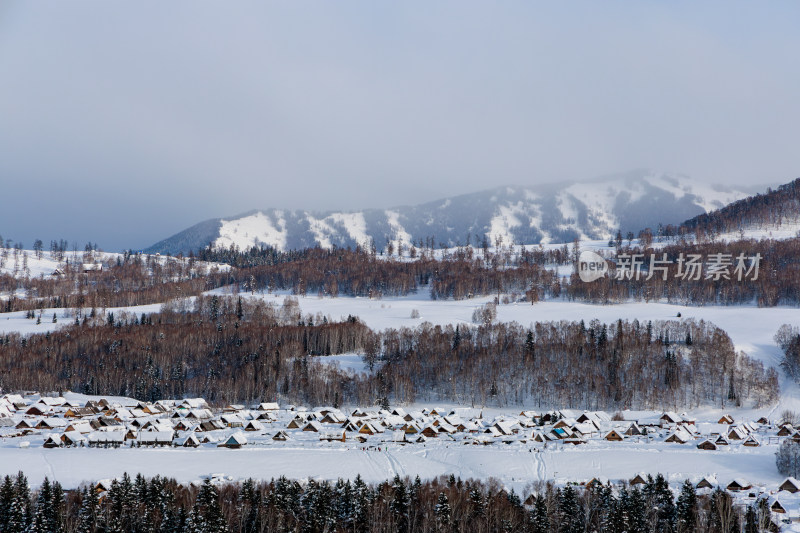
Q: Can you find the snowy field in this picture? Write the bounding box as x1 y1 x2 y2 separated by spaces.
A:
0 436 781 495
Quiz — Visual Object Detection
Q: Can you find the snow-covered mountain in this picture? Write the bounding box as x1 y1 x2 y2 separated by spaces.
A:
146 171 750 254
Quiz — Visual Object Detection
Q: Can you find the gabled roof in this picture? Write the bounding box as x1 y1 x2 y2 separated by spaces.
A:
742 434 760 446
61 431 88 445
176 434 200 447
181 398 208 409
625 422 645 435
696 439 717 450
571 422 597 436
779 477 800 493
660 411 682 424
727 426 748 440
222 432 247 446
664 427 692 443
726 478 751 491
696 475 717 489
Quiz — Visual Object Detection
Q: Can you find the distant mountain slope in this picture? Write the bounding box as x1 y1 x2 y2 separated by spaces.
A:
146 171 750 255
681 177 800 239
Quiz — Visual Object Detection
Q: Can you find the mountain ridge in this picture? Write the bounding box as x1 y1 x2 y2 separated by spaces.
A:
145 171 752 255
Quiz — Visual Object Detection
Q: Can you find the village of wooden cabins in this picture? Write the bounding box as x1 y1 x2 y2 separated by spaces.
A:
3 392 800 522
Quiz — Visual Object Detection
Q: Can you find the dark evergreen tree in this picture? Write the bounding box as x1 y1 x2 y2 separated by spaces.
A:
30 477 59 533
451 326 461 352
434 492 451 532
530 494 549 533
75 487 102 533
604 491 627 533
390 475 410 533
188 479 227 533
675 480 697 533
3 472 31 533
238 478 260 533
524 330 535 362
352 475 370 532
557 486 584 533
468 486 484 520
624 486 647 533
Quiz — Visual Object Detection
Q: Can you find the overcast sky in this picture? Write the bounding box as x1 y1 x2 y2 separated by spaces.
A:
1 2 799 251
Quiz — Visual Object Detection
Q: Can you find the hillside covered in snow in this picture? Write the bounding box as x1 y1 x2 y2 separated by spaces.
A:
145 171 749 255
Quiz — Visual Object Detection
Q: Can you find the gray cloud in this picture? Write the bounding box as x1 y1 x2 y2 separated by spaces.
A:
0 1 798 250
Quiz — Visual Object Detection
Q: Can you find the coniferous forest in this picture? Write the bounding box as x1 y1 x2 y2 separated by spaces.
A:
0 471 778 533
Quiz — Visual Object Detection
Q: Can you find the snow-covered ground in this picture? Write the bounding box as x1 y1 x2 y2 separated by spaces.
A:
0 437 780 495
0 303 166 336
0 249 227 282
313 353 377 375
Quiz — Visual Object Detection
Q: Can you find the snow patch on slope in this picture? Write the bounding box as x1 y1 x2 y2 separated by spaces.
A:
215 211 288 251
385 210 412 249
305 214 336 249
329 212 370 248
487 203 524 247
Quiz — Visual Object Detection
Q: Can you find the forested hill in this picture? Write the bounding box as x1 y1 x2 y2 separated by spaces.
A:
681 177 800 238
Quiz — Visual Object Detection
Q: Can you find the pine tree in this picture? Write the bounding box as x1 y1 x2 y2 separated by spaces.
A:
624 487 647 533
390 475 410 533
210 296 219 322
452 326 461 352
75 487 101 533
530 494 549 533
188 479 227 533
352 475 370 532
468 486 484 519
0 475 13 528
30 477 55 532
50 480 65 533
604 492 627 533
557 486 583 533
524 330 535 362
434 492 451 532
239 478 260 533
652 473 676 532
744 504 758 533
675 480 697 533
3 472 30 533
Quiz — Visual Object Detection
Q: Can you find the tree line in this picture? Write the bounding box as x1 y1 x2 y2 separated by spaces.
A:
196 236 800 306
4 233 799 311
0 471 778 533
